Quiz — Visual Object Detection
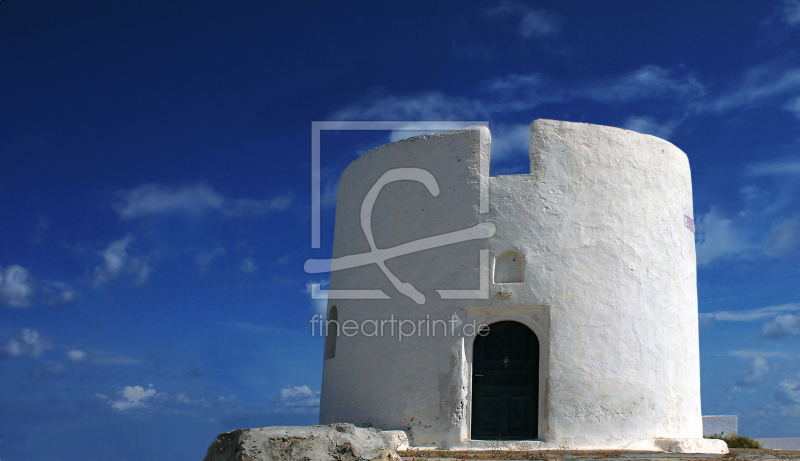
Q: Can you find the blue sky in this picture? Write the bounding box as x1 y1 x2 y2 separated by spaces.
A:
2 1 800 459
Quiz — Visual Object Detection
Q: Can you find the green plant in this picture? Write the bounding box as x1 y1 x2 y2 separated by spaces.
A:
705 432 763 449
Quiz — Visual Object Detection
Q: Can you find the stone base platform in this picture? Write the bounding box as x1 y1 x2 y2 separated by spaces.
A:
398 448 800 460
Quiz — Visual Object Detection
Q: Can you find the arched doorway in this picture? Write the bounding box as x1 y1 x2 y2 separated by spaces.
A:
471 321 539 440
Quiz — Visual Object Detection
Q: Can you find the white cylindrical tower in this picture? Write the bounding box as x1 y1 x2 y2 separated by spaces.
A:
317 120 725 454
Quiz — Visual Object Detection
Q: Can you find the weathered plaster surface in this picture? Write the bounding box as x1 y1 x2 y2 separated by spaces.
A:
319 120 721 453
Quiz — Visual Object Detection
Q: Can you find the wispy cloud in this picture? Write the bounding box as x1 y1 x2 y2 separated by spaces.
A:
92 234 141 286
106 383 217 414
0 265 33 307
706 66 800 113
622 115 679 140
174 365 203 379
775 378 800 405
763 314 800 338
702 303 800 340
700 302 800 322
582 65 705 103
28 363 66 381
195 245 226 271
111 384 158 411
222 196 294 217
782 0 800 26
329 92 485 121
114 183 292 220
785 95 800 117
115 184 223 218
735 355 771 386
66 349 87 363
240 258 257 274
695 207 756 265
480 73 552 111
763 213 800 257
331 65 703 126
272 385 320 413
484 2 562 39
490 123 531 160
330 61 799 158
1 328 51 359
0 265 73 308
747 159 800 176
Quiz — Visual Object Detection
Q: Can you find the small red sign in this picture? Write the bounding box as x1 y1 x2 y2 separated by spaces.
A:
684 215 695 233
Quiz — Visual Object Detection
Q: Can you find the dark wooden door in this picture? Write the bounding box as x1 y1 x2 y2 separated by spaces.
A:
471 321 539 440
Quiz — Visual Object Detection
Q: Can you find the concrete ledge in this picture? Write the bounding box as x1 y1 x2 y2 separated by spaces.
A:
404 437 727 454
758 437 800 450
398 448 800 460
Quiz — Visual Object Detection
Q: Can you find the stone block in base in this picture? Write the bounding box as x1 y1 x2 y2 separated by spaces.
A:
202 423 401 461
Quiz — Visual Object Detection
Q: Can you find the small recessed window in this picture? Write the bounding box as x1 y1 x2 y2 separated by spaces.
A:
324 305 339 360
494 252 524 283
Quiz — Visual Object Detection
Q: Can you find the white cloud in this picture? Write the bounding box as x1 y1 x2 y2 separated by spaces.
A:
114 183 292 220
114 184 224 219
695 207 755 265
703 303 800 340
105 384 216 414
320 178 339 209
195 246 226 270
785 95 800 117
484 2 562 39
481 73 551 110
173 393 210 407
747 160 800 176
2 328 51 358
727 349 791 359
735 355 771 386
66 349 87 363
775 379 800 405
222 196 293 217
329 92 485 122
707 66 800 112
518 9 561 38
332 66 701 126
274 385 320 413
782 0 800 25
92 234 135 286
490 123 530 161
111 384 157 411
583 65 705 103
701 302 800 322
240 258 257 274
387 127 440 143
29 363 66 380
763 214 800 257
622 115 677 140
0 265 33 308
53 289 76 305
92 237 154 286
763 314 800 338
131 259 152 285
